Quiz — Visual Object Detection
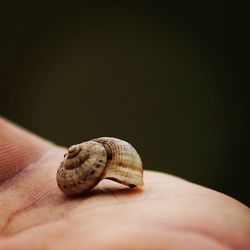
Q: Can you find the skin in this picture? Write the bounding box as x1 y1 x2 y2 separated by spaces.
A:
0 117 249 250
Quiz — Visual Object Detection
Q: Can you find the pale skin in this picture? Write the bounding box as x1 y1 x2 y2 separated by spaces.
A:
0 118 249 250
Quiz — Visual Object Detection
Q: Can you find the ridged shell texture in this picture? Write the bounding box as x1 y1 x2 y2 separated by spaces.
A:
56 137 143 195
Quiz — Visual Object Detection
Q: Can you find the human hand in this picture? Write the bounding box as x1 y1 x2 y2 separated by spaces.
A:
0 117 249 250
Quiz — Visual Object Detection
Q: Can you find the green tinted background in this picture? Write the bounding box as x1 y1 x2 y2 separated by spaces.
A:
1 2 249 205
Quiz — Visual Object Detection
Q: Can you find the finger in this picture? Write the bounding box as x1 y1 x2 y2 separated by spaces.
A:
1 171 250 250
0 117 53 183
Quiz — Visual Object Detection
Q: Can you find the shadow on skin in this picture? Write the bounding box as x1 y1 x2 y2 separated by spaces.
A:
65 184 144 201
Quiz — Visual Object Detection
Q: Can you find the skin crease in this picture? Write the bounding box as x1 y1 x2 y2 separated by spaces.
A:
0 117 249 250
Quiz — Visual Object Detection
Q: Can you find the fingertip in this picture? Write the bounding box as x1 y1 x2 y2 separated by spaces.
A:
0 117 54 183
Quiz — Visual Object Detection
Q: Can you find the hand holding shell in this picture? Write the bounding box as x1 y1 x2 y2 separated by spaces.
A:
56 137 144 195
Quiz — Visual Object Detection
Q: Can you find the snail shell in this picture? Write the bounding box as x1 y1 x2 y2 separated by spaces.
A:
56 137 144 195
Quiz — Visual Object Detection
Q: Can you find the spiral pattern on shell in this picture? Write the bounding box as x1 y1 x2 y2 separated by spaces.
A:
56 137 144 195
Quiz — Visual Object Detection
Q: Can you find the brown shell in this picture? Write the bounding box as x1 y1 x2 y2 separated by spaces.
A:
56 137 144 195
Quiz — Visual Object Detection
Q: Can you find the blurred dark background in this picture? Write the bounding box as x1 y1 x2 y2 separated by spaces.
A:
0 2 249 205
